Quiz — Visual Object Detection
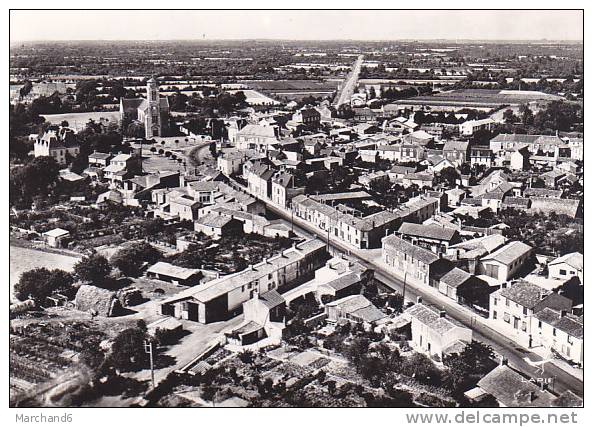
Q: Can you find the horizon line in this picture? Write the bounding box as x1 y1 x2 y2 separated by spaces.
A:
10 37 584 43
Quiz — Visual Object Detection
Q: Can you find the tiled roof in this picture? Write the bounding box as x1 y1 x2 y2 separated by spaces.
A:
549 252 583 271
147 262 200 280
405 303 465 334
498 281 548 309
398 222 458 242
482 241 532 265
443 140 469 151
382 235 440 265
440 267 472 288
259 289 286 309
195 213 236 229
534 308 583 339
477 365 554 407
160 239 325 304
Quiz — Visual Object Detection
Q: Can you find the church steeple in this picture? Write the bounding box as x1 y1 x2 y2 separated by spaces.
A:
147 76 159 104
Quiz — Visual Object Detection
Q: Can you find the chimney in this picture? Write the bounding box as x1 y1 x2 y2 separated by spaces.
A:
500 357 508 366
560 310 567 318
439 310 446 318
501 282 507 289
416 296 422 304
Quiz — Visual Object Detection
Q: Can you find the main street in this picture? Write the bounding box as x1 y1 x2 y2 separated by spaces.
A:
333 55 364 107
262 201 583 398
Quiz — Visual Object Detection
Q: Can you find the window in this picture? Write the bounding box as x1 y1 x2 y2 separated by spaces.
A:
523 307 528 316
493 311 497 320
560 269 567 276
567 335 573 344
505 298 510 307
538 320 542 329
493 298 498 306
553 328 557 337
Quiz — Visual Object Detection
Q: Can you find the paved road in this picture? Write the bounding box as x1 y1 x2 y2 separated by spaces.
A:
263 201 583 398
334 55 364 107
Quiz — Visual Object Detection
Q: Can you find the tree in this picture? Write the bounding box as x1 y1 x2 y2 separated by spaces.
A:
443 340 495 392
201 384 218 407
74 254 112 285
19 80 33 98
108 326 148 371
14 268 75 304
401 353 442 386
438 167 460 187
502 108 518 124
519 104 534 125
125 122 145 139
10 156 61 207
111 242 162 277
344 336 370 371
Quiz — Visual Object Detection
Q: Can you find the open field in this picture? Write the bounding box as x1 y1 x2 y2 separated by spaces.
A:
226 89 280 105
10 245 81 301
241 79 338 91
41 111 120 131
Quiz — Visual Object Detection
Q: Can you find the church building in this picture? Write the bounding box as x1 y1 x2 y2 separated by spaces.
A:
120 77 170 139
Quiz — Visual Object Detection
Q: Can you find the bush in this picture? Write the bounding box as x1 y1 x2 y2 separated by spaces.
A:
14 268 74 304
74 253 112 285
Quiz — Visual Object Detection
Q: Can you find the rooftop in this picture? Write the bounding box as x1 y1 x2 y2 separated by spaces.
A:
404 303 466 335
481 241 532 265
147 262 200 281
397 222 458 242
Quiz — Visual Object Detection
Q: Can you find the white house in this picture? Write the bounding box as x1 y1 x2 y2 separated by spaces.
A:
488 280 572 348
548 252 583 283
42 228 70 248
478 241 533 283
533 308 583 366
404 302 472 358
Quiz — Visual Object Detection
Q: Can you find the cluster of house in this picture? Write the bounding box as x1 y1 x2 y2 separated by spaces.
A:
25 76 583 404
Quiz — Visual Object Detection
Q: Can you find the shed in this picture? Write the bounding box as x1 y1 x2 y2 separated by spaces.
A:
42 228 70 248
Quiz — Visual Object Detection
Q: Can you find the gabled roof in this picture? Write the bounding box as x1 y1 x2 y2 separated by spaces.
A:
326 294 386 323
440 267 472 288
195 213 237 229
481 241 532 265
398 222 458 242
382 235 440 265
147 262 200 280
477 365 554 407
88 151 112 160
443 140 470 151
534 307 583 339
42 228 70 237
549 252 583 271
497 281 549 310
272 171 293 188
258 289 286 309
405 303 466 335
237 124 277 138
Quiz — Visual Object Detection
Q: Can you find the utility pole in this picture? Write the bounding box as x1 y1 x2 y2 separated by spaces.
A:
144 340 155 390
402 270 408 305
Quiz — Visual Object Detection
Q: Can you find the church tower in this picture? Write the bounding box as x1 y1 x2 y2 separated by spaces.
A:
145 77 162 138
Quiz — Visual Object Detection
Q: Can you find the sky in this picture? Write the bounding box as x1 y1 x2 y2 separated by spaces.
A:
10 10 584 42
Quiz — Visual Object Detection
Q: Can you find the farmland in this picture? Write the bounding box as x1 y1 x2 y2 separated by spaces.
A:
9 320 108 405
10 245 81 301
41 111 120 132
